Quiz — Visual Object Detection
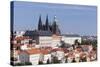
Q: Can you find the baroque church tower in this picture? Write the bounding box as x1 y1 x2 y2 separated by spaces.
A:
52 16 61 35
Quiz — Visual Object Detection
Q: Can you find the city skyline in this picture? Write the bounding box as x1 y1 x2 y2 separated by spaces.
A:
13 1 97 36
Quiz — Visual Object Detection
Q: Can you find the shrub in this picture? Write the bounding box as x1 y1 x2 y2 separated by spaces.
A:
14 62 32 66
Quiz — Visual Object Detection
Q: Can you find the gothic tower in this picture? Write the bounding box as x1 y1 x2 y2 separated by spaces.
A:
38 15 42 30
45 15 49 31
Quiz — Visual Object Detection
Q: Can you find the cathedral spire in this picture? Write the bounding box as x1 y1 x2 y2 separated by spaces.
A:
45 14 49 31
38 15 42 30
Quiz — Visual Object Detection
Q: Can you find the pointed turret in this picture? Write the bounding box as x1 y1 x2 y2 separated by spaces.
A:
45 15 49 31
38 15 42 30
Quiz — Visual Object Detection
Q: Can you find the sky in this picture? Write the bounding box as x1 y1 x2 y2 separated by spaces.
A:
12 1 97 36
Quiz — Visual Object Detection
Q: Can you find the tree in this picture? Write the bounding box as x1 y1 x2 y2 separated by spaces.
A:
38 61 43 65
73 39 81 48
72 58 76 63
91 40 97 48
74 39 80 45
24 62 32 65
80 56 87 62
81 39 97 48
14 63 24 66
60 40 66 48
52 56 60 63
14 62 32 66
47 59 50 64
81 39 91 45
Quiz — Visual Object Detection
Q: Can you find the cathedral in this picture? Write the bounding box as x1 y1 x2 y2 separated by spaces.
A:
23 15 62 47
20 15 81 47
38 15 61 35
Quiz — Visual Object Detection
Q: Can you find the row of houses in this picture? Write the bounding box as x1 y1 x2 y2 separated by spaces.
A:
12 44 96 65
11 30 97 65
11 30 82 65
11 15 97 65
13 32 81 49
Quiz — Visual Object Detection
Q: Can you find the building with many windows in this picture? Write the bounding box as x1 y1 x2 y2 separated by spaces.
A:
23 15 81 48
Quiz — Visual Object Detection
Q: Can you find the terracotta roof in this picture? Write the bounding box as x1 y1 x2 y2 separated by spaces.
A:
68 52 75 58
25 48 40 55
80 52 87 58
16 50 21 54
14 36 24 40
51 48 63 52
76 48 82 52
44 47 52 50
23 48 50 55
13 43 22 48
40 49 50 55
14 36 31 40
62 48 69 53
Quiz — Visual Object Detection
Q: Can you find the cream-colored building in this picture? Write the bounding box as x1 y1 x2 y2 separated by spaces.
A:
19 48 51 65
39 36 52 47
38 34 81 48
52 34 62 47
38 34 62 48
19 48 40 65
51 48 65 61
62 34 81 45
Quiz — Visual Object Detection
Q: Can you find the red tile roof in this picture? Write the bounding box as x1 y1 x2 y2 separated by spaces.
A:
14 36 31 40
25 48 40 55
22 48 50 55
51 48 63 52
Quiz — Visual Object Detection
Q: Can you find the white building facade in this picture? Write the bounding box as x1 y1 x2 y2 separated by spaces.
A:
39 36 52 47
19 50 40 65
62 35 81 45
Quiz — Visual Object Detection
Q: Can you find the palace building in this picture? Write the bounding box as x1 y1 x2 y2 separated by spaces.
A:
23 15 81 48
23 15 62 47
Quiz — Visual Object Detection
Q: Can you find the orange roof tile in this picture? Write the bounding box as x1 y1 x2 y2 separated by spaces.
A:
23 48 50 55
51 48 63 52
40 49 50 55
25 48 40 55
14 36 31 41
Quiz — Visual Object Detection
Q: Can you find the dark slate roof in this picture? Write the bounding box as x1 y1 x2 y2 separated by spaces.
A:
24 30 38 36
37 30 52 36
24 30 52 36
62 34 80 37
